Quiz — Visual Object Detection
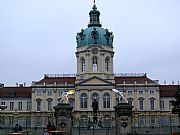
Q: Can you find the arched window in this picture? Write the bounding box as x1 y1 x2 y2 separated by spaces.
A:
92 56 98 71
103 93 110 108
92 93 99 103
105 57 110 72
81 57 85 72
80 93 87 108
46 98 53 111
36 98 42 111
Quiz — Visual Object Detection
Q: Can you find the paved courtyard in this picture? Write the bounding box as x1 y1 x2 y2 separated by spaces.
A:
0 127 180 135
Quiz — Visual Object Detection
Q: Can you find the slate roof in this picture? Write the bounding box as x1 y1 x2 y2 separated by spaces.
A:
115 75 157 84
159 85 178 97
0 87 31 98
34 75 76 85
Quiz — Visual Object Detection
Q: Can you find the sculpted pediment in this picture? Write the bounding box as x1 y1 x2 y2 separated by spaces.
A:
76 76 114 86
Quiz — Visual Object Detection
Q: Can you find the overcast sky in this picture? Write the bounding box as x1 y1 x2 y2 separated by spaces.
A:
0 0 180 86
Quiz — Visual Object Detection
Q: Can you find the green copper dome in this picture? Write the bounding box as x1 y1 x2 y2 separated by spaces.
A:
76 4 114 48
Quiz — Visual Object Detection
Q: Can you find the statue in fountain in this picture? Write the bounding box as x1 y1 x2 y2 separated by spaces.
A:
92 99 99 115
112 89 128 103
60 90 75 103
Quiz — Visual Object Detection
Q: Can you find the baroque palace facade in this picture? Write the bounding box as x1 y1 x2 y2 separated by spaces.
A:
0 3 179 130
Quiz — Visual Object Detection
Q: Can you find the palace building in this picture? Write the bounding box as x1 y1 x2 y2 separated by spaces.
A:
0 2 179 132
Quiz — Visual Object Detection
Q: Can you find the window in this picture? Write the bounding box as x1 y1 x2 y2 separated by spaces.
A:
59 91 63 96
27 101 31 111
9 92 16 97
58 98 62 103
47 98 52 111
150 90 154 94
150 98 155 110
80 93 87 108
81 57 86 72
8 116 14 126
80 115 87 127
37 101 41 111
80 76 84 80
69 98 75 108
26 116 31 127
47 91 52 96
127 97 133 106
92 56 98 71
36 99 42 111
59 89 67 96
36 116 42 126
150 100 155 110
160 101 164 110
105 57 109 72
128 91 132 95
139 90 143 95
1 102 5 105
36 91 41 96
81 115 87 121
139 99 144 110
150 116 155 126
139 116 144 126
128 100 133 106
104 115 111 127
10 102 14 110
0 115 5 125
170 117 175 124
106 75 110 80
18 102 22 110
103 93 110 108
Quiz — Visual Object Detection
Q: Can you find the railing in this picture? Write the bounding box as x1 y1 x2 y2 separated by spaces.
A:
45 74 76 78
44 73 147 78
115 73 146 77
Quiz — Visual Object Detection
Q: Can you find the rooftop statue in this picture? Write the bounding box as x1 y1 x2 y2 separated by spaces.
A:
60 90 75 103
112 89 128 103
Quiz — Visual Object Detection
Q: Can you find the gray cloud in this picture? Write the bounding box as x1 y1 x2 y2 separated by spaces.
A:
0 0 180 85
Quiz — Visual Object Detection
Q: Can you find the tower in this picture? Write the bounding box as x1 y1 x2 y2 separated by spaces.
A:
76 3 114 81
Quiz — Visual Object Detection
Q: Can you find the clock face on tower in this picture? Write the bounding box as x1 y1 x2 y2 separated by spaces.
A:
92 48 98 54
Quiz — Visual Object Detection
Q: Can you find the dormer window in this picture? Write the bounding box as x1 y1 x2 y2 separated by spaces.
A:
92 56 98 71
